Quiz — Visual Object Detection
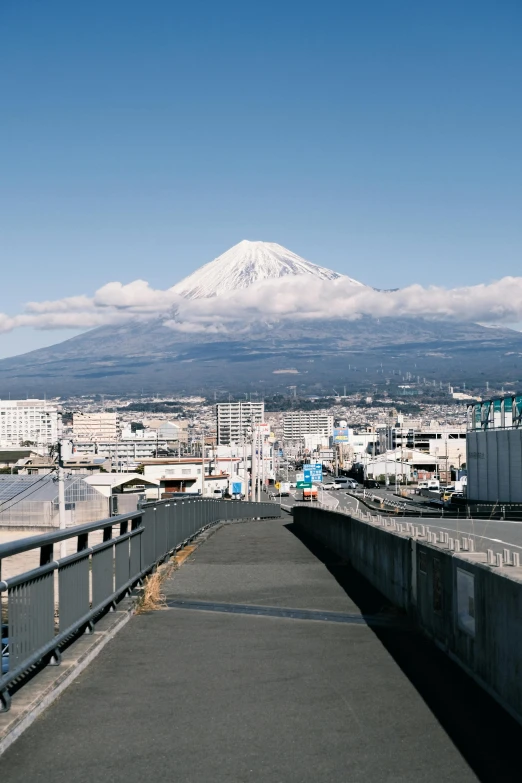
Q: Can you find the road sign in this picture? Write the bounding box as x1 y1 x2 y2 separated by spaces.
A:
295 472 304 482
303 463 323 482
297 481 312 489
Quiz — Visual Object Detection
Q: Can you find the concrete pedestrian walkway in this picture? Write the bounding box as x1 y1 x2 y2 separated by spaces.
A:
2 517 522 782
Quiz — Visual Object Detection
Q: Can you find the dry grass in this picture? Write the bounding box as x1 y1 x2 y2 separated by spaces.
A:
135 563 173 614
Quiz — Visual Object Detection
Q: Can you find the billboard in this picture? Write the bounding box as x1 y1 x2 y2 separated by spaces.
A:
333 428 350 443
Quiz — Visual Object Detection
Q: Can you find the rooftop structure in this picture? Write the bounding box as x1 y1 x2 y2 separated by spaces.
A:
467 394 522 431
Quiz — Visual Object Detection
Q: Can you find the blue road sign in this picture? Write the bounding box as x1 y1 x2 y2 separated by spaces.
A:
303 463 323 482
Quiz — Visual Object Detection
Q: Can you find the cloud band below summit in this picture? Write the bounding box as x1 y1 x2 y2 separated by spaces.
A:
1 274 522 335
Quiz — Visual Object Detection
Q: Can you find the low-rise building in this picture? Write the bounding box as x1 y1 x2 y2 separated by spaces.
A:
84 473 161 512
16 456 56 475
140 458 230 497
63 457 112 474
0 449 41 469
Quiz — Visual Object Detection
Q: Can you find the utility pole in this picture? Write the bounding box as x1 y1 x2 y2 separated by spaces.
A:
58 440 68 559
242 433 247 499
259 433 263 501
201 432 205 497
261 436 266 496
251 425 257 502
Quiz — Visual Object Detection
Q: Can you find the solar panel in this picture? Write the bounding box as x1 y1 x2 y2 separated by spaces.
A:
0 475 53 503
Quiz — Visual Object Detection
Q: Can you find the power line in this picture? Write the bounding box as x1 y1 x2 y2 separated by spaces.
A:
0 471 57 511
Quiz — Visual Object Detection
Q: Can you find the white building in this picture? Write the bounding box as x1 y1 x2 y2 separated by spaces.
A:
283 412 333 441
216 402 264 446
348 431 379 459
72 438 169 467
141 458 230 497
0 399 59 449
72 412 118 441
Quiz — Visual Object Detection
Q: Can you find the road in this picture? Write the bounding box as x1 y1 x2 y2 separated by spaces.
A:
273 475 522 560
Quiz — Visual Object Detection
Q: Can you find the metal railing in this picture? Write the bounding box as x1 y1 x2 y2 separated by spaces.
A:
0 496 279 712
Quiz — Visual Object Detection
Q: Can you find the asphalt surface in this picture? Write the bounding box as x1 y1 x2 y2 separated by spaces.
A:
3 517 522 781
280 482 522 558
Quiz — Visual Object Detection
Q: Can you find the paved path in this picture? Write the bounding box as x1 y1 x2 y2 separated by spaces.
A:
2 517 522 781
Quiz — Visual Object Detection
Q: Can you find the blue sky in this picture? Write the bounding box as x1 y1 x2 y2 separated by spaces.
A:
1 0 521 357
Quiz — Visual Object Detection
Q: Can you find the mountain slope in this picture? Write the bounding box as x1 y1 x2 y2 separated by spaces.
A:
171 239 364 298
0 239 521 396
0 314 521 396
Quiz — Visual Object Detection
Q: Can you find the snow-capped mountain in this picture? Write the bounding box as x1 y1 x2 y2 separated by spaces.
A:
171 240 364 299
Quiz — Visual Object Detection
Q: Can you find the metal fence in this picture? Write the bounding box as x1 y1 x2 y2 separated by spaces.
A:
0 496 279 712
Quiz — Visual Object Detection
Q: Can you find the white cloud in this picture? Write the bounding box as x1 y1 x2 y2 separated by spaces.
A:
1 274 522 337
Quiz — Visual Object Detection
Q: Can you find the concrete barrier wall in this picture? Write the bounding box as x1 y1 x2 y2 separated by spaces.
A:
293 506 522 724
294 507 411 609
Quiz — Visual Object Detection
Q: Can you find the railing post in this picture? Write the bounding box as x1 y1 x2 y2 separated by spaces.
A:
40 543 53 566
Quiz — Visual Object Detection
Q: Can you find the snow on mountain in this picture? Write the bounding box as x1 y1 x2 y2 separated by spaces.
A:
171 240 365 299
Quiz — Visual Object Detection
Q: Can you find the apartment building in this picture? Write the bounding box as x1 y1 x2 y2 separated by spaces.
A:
282 412 333 441
72 438 169 467
0 399 59 448
216 402 264 446
72 412 118 441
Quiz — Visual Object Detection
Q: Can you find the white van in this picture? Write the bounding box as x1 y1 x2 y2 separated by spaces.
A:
332 478 350 490
417 479 440 490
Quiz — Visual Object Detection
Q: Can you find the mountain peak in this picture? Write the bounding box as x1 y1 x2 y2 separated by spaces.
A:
171 240 364 299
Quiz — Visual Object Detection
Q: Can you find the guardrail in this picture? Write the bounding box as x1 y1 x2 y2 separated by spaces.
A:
0 496 279 712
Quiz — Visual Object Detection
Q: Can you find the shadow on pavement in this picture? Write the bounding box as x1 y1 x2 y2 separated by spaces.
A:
284 520 522 783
